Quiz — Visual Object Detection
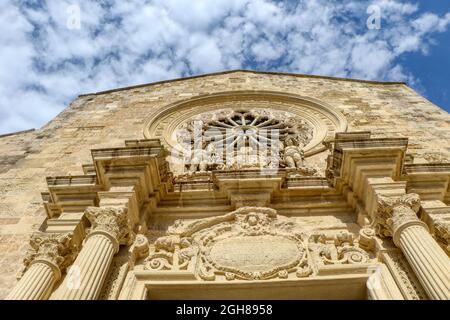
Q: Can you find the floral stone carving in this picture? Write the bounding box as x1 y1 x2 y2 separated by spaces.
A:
23 232 77 276
144 207 373 281
144 207 311 281
373 193 427 245
308 232 371 266
85 206 135 247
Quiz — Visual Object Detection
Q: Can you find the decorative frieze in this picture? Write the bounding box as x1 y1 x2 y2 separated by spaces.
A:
144 207 373 282
380 250 427 300
433 220 450 255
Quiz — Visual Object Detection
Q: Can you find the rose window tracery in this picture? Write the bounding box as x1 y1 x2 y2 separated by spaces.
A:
174 108 314 173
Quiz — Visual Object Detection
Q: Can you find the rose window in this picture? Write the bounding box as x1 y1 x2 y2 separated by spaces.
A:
175 108 314 172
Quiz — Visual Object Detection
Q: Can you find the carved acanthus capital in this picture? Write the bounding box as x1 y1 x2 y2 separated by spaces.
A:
85 206 135 250
23 232 77 278
374 193 428 245
434 220 450 254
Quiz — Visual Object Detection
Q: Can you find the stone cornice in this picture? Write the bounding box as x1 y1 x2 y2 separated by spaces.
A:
327 133 408 203
78 70 406 97
42 140 170 219
404 163 450 175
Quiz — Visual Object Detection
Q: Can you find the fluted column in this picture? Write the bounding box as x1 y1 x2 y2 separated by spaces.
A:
7 233 75 300
55 206 133 300
376 194 450 299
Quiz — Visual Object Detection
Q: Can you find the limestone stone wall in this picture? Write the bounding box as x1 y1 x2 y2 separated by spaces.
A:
0 70 449 298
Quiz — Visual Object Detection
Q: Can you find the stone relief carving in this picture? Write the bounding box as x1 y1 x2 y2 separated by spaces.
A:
175 108 317 174
433 219 450 254
85 206 135 246
382 251 428 300
373 193 422 239
132 234 150 259
143 207 372 281
100 234 150 300
99 255 130 300
22 232 78 275
308 231 371 266
358 227 376 251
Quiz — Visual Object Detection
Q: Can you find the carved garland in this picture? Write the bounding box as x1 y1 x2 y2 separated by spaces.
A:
143 207 373 281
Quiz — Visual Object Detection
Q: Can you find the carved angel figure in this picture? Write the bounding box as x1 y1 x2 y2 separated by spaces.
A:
283 137 305 168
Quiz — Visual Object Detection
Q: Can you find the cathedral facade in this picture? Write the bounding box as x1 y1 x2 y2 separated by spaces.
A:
0 70 449 300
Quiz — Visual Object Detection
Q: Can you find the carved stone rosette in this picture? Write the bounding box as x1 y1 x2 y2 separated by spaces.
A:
85 206 135 251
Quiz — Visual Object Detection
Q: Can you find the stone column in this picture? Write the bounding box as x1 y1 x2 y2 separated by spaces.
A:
7 233 75 300
55 207 134 300
376 194 450 300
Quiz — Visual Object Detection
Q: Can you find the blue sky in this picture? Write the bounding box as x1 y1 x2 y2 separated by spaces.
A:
1 0 449 134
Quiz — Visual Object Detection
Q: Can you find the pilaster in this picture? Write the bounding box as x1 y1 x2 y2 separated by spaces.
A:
369 184 450 299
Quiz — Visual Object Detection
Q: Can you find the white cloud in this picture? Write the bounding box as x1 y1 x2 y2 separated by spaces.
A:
0 0 449 134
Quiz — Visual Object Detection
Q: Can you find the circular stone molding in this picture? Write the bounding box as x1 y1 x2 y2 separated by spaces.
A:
143 91 347 157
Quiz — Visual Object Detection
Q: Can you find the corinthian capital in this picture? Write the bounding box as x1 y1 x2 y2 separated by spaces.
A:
374 193 427 244
85 206 134 247
23 232 77 276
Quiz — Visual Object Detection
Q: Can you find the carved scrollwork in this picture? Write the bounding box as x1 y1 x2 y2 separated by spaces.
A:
144 207 312 281
144 235 196 271
22 232 77 276
144 208 375 280
132 234 149 259
358 227 376 251
308 232 371 266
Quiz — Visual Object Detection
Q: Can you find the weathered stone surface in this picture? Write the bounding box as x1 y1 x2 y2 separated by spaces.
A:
1 70 449 299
